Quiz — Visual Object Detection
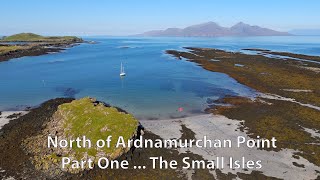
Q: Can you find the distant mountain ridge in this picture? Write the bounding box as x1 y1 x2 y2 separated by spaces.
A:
138 22 290 37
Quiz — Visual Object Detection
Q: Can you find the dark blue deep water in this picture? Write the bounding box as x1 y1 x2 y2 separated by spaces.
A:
1 36 320 119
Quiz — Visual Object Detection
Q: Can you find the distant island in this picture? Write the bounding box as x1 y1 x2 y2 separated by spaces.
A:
0 33 83 62
0 33 82 42
137 22 291 37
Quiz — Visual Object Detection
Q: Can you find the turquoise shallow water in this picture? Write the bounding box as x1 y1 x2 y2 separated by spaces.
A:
0 36 320 119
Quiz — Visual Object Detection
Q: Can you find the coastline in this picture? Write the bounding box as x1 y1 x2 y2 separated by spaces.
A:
0 42 81 62
1 99 319 179
0 44 319 178
0 98 211 179
0 111 28 129
166 47 320 168
0 98 74 179
0 33 84 62
141 115 320 179
1 0 319 179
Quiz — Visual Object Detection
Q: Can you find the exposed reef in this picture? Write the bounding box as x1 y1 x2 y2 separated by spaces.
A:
166 47 320 168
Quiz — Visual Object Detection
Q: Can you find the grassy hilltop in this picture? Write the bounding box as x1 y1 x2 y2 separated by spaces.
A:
0 33 83 61
1 33 83 42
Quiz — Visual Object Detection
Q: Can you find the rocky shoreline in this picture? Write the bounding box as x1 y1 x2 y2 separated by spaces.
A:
0 42 81 62
22 97 139 177
0 33 84 62
0 98 74 179
0 98 140 179
0 111 28 129
166 47 320 170
242 48 320 63
1 96 319 179
0 98 211 179
1 46 320 179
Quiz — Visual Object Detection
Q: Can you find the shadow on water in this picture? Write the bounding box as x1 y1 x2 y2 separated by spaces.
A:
54 87 80 98
180 80 238 98
159 81 176 92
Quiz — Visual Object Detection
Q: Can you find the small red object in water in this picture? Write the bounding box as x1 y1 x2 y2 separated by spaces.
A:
178 107 184 112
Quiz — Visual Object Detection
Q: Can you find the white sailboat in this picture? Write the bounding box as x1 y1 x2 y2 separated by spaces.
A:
120 62 126 76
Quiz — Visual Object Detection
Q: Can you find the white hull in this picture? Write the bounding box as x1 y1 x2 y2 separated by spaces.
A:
120 62 126 76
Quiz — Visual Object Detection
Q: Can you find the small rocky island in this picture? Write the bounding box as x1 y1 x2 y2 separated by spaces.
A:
23 97 138 176
0 33 83 62
0 97 141 179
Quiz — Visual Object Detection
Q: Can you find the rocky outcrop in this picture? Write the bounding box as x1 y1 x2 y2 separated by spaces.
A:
0 33 83 62
22 97 139 176
0 98 74 179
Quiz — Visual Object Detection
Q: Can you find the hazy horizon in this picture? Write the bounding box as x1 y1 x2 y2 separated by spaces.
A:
1 0 320 36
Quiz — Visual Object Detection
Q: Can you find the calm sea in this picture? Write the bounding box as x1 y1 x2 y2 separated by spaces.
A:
0 36 319 119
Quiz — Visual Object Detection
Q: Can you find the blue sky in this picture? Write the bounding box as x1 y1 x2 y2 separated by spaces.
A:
1 0 320 35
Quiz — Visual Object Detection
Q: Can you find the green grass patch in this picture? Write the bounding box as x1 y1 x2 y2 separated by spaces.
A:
0 45 29 55
58 97 138 160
